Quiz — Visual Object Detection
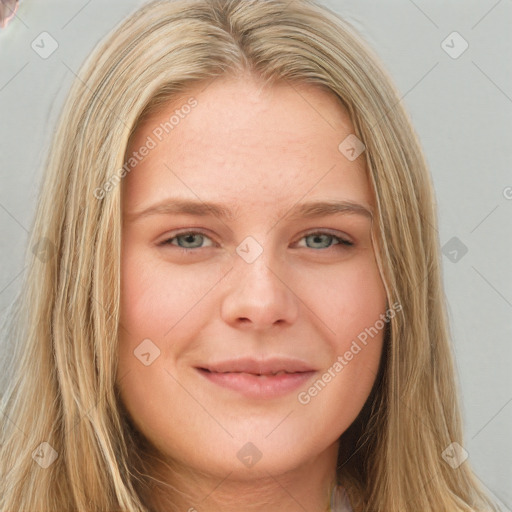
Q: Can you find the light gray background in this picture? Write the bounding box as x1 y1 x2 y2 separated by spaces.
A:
0 0 510 509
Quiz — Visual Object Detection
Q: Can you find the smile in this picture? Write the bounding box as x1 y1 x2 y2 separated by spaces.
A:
195 357 318 399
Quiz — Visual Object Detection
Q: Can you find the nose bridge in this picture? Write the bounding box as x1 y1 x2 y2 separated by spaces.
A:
235 234 269 267
220 234 298 328
234 234 282 291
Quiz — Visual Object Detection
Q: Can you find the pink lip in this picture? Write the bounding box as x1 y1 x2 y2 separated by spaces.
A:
197 368 317 399
195 357 317 399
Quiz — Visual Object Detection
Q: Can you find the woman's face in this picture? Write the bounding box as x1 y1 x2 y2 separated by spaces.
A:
117 76 387 480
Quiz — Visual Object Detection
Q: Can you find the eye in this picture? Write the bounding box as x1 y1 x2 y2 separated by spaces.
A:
295 231 354 250
159 231 214 251
158 229 354 253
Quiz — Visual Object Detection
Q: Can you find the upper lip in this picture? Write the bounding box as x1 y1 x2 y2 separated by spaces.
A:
197 357 316 375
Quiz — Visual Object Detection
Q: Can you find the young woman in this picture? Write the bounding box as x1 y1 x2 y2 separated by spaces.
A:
0 0 501 510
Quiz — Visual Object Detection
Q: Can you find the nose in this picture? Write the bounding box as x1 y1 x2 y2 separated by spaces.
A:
220 244 299 330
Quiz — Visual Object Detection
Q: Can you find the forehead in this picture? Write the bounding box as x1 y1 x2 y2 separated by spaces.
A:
122 77 372 214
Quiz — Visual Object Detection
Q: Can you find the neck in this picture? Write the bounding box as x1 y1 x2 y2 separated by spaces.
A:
146 441 340 512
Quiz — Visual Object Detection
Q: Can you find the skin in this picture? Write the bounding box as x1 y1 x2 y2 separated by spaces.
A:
117 74 387 512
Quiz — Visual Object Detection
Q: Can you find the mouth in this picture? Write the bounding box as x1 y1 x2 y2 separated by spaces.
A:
199 368 307 376
195 358 317 399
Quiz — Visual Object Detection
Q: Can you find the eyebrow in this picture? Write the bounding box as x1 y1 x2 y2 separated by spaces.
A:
125 198 373 223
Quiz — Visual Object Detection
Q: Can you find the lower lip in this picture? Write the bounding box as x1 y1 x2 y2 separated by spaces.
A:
196 369 317 399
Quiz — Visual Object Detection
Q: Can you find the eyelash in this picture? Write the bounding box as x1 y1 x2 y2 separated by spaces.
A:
158 230 354 253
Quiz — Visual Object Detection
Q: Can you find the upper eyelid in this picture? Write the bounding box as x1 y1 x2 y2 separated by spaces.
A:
160 229 215 243
160 229 353 245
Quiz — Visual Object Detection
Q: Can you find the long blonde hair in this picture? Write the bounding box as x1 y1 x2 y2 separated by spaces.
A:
0 0 500 510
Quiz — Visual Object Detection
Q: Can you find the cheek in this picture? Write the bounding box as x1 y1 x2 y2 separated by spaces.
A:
337 265 386 341
119 246 219 342
260 255 387 453
296 252 387 345
294 254 386 404
119 244 387 356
